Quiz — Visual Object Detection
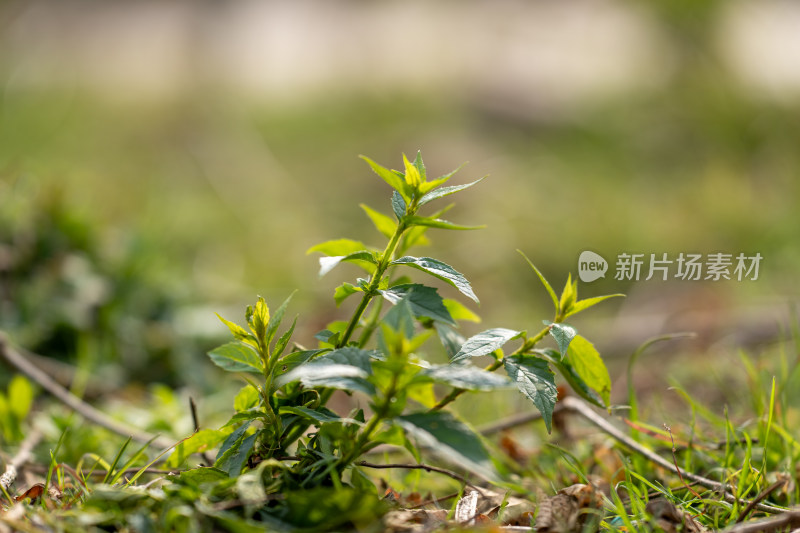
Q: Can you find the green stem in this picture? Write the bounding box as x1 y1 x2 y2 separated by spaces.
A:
428 324 552 412
336 221 407 348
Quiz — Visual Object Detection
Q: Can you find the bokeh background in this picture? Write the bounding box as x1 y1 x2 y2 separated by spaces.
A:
1 0 799 421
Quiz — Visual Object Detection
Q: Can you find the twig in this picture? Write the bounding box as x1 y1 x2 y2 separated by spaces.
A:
560 396 784 514
356 461 484 494
720 509 800 533
665 424 704 501
0 428 42 492
0 332 173 449
736 478 788 523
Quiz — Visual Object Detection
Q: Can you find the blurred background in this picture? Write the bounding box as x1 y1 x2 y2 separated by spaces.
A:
1 0 799 423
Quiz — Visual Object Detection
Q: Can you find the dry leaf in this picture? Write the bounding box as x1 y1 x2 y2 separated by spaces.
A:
535 483 602 532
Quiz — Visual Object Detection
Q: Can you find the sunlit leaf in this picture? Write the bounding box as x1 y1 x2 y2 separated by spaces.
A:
391 256 478 303
504 355 558 433
380 283 455 326
451 328 522 363
208 342 263 374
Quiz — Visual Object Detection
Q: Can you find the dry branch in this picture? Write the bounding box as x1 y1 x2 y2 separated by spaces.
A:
0 332 173 449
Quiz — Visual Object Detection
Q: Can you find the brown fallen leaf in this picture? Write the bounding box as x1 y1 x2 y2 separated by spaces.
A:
14 483 44 503
645 499 707 533
535 484 602 533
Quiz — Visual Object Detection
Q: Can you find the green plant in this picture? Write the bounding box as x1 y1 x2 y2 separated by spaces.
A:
170 152 622 523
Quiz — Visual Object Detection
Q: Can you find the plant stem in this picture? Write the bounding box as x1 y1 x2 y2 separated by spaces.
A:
428 324 552 412
337 220 407 348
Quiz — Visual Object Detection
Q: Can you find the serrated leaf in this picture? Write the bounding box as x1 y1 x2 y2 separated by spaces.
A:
307 238 372 257
546 322 577 357
381 296 416 339
396 411 495 480
504 355 558 433
265 291 295 349
274 347 376 395
360 155 412 201
279 406 363 426
208 342 263 374
215 420 253 462
216 314 255 344
563 293 625 319
380 283 456 326
518 250 559 315
418 177 484 206
419 365 512 390
391 256 479 304
406 215 484 231
401 204 453 250
318 251 377 277
451 328 522 363
535 348 605 408
391 191 406 220
567 335 611 406
360 204 397 238
443 299 481 323
334 282 362 306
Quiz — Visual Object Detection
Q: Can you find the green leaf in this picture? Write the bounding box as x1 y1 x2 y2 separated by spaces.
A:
402 153 422 188
234 384 260 411
8 375 34 421
451 328 522 363
274 347 376 395
273 316 297 358
166 429 230 468
567 335 611 406
318 251 377 277
391 256 479 304
360 204 398 239
396 411 495 480
360 155 412 201
208 342 263 374
412 150 427 181
443 299 481 323
265 291 295 350
418 177 484 206
274 349 326 378
518 250 559 316
380 283 456 326
381 296 416 339
536 348 605 408
391 191 406 219
307 238 372 256
563 293 625 319
547 322 577 357
279 406 363 426
334 282 362 306
251 296 269 347
504 355 558 433
216 314 255 344
559 273 578 316
419 365 512 390
172 466 228 486
406 215 484 231
216 432 258 477
417 161 467 194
